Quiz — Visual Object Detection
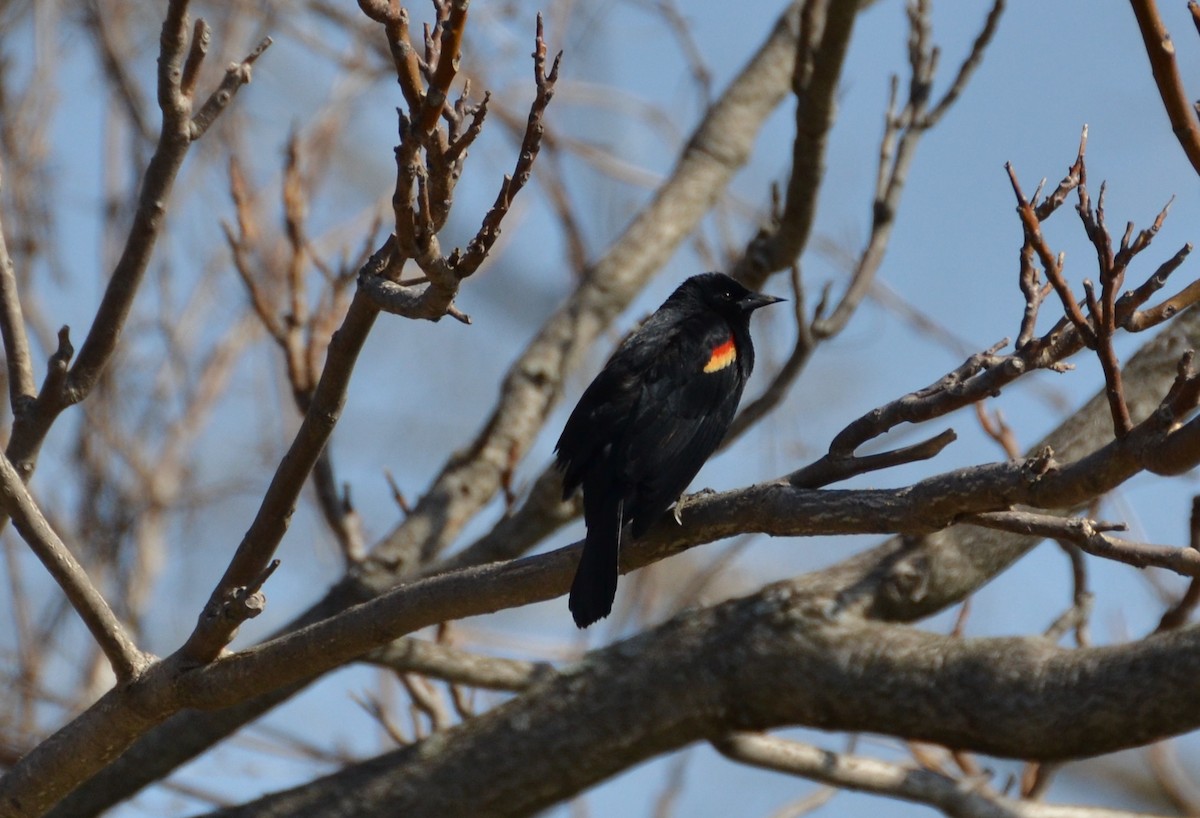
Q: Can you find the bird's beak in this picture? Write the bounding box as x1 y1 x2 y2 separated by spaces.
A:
739 292 786 312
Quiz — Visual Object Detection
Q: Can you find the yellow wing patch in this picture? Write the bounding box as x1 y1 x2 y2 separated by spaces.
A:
703 337 737 373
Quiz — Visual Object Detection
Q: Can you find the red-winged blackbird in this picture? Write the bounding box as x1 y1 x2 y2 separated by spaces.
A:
555 272 783 628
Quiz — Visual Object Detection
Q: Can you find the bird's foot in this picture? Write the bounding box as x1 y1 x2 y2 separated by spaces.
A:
672 488 716 525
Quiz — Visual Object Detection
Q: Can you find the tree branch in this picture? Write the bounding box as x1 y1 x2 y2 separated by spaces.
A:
1128 0 1200 176
0 451 149 683
191 595 1200 818
0 179 35 413
713 732 1166 818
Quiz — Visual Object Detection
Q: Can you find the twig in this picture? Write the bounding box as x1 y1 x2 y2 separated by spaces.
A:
1008 164 1095 347
809 0 1004 338
975 403 1021 459
352 692 410 746
0 450 149 682
765 786 838 818
0 181 35 414
400 673 452 734
789 429 957 489
451 15 560 277
364 637 548 691
1048 537 1092 647
825 340 1012 459
415 0 468 134
1021 762 1059 800
965 510 1200 578
1123 261 1200 331
922 0 1005 127
189 32 272 138
732 0 857 289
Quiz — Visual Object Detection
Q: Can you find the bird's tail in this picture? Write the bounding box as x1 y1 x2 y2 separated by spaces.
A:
569 497 622 628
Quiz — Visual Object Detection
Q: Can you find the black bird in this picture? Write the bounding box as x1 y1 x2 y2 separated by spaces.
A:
555 272 783 628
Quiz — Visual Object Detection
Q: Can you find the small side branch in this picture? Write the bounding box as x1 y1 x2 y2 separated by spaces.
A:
713 732 1167 818
0 451 149 682
364 637 550 691
451 15 560 277
965 510 1200 579
1128 0 1200 175
789 429 957 489
0 182 35 413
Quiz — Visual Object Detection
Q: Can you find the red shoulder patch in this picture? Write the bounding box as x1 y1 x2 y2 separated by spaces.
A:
703 337 736 373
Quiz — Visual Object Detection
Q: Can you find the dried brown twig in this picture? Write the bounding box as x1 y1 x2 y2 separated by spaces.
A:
1011 134 1179 437
222 139 368 565
788 133 1198 488
356 7 560 324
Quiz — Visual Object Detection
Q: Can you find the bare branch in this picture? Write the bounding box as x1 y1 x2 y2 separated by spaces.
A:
714 732 1161 818
1128 0 1200 175
0 181 35 413
450 16 559 278
181 274 384 663
147 593 1200 818
365 638 549 691
789 429 957 489
0 451 149 682
965 510 1200 578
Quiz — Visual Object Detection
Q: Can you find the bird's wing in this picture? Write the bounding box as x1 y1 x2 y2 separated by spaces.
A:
618 319 744 533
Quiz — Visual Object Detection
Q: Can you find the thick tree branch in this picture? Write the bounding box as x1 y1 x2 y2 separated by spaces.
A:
194 594 1200 818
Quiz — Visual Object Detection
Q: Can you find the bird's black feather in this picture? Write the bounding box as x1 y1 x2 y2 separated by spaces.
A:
556 272 782 627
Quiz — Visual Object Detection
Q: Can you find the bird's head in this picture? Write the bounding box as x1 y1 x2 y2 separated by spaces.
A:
682 272 785 318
